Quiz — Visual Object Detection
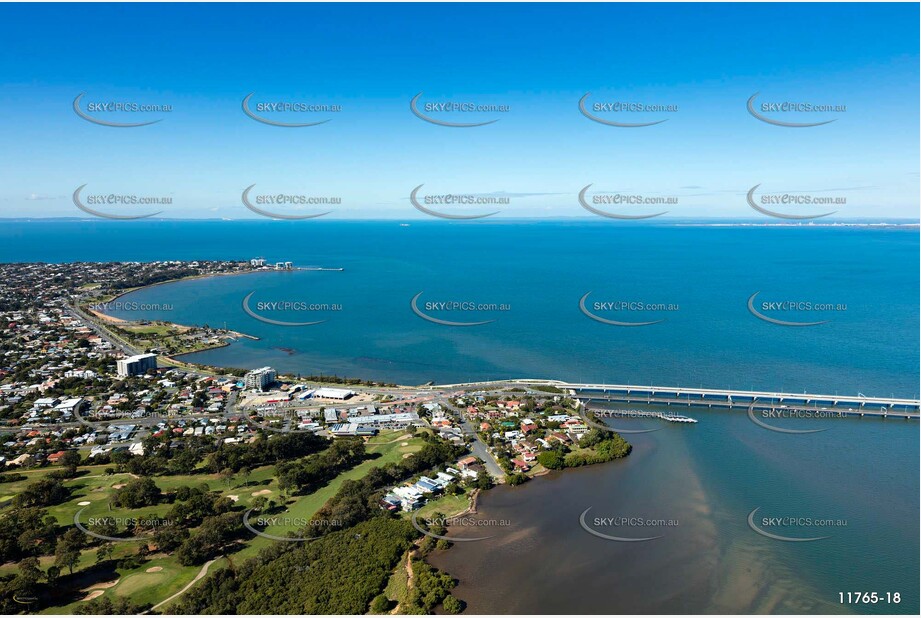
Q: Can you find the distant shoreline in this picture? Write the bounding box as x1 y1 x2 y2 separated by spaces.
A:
1 217 919 227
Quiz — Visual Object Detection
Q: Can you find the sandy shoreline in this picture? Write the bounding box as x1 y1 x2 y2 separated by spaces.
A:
86 268 267 342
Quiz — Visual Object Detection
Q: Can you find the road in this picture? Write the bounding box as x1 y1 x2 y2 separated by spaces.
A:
438 397 505 480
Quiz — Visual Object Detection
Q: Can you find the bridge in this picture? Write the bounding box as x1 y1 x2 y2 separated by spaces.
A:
432 379 920 419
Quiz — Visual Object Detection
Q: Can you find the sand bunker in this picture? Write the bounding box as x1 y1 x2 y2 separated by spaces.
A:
145 567 163 573
227 495 239 502
82 579 119 593
251 489 272 497
112 483 127 489
82 590 105 601
78 501 91 506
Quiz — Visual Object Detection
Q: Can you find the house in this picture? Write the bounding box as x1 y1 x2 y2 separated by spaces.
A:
520 421 538 433
458 456 477 469
6 454 33 467
414 477 441 494
46 450 68 463
512 458 530 471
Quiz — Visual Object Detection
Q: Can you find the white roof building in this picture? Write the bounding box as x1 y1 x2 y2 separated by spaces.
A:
313 387 354 400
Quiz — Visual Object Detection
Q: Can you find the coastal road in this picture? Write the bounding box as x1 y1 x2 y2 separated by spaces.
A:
67 302 139 357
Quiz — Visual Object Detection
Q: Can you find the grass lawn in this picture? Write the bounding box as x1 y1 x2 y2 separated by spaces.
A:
2 430 430 613
233 430 425 559
409 492 471 520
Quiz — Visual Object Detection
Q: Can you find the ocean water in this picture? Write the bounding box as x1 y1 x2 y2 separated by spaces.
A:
2 220 917 614
2 220 915 396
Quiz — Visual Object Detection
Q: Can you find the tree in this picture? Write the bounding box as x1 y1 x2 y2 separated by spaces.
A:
13 478 70 508
45 565 61 586
239 466 252 487
537 450 565 470
506 473 529 486
60 450 82 476
153 525 190 552
219 468 234 487
369 593 391 613
17 557 42 584
55 529 84 574
443 594 463 614
112 477 162 509
96 543 113 564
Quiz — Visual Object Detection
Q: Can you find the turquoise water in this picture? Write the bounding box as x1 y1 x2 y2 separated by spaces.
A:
2 221 915 396
1 220 917 613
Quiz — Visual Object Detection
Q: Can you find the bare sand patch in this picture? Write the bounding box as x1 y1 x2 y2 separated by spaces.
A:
88 309 127 324
82 579 120 593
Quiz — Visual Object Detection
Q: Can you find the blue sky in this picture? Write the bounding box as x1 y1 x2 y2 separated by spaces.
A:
0 2 918 220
